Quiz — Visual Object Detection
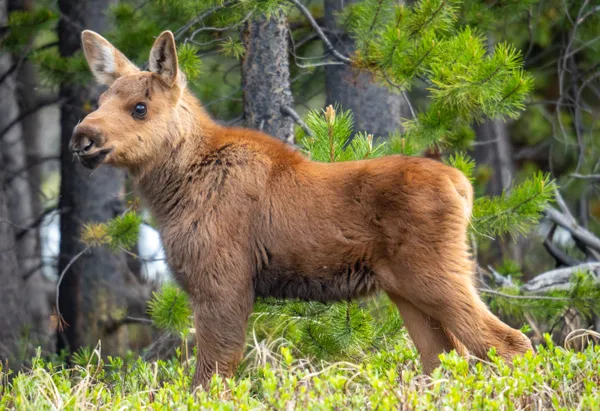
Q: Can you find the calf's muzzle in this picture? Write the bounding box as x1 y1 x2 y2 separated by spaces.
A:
69 124 111 169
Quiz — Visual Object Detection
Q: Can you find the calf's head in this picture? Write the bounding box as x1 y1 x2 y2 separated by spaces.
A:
70 30 187 170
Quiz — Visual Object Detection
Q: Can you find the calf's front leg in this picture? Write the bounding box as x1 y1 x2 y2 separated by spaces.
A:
191 286 254 391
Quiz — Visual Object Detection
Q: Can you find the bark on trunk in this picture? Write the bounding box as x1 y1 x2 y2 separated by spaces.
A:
56 0 128 356
242 11 295 143
7 0 55 357
0 0 28 367
324 0 409 138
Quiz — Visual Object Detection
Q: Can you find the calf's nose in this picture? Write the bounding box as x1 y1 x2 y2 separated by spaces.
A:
69 125 102 155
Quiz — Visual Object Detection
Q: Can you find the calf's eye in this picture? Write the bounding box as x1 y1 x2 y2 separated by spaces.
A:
133 103 147 119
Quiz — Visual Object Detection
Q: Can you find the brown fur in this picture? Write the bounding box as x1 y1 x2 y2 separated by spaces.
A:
71 30 533 389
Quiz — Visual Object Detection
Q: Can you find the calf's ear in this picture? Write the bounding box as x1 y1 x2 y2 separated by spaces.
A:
81 30 140 86
148 31 185 88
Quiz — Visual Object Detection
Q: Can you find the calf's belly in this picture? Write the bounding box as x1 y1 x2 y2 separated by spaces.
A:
253 262 379 303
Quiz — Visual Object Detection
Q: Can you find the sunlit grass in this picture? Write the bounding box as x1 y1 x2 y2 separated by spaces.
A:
1 331 598 410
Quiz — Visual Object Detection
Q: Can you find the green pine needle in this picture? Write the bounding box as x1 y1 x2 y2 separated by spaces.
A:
106 211 143 251
147 283 192 334
177 43 202 82
301 105 386 163
445 152 475 183
471 172 555 240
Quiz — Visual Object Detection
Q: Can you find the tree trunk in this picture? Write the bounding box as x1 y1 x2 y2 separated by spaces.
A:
472 36 522 267
0 0 40 293
0 0 28 367
0 0 51 365
473 103 525 268
324 0 409 138
56 0 128 357
8 0 43 219
7 0 56 358
242 11 295 143
0 171 25 366
473 119 514 196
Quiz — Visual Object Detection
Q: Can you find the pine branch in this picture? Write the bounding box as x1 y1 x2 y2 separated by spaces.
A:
55 246 92 330
471 172 554 239
288 0 352 64
186 11 252 44
0 42 58 86
16 206 59 241
281 105 314 138
362 0 385 57
408 0 445 37
0 97 64 142
174 0 237 41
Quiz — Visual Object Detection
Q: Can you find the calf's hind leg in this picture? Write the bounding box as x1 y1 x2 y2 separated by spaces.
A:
381 260 532 368
433 281 534 363
387 293 467 374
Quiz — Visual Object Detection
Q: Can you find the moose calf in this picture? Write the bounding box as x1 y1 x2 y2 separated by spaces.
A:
70 30 533 389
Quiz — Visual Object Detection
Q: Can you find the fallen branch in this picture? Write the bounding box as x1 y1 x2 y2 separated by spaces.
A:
479 288 572 301
543 223 582 267
485 265 516 288
480 263 600 295
544 207 600 254
521 263 600 293
544 237 582 267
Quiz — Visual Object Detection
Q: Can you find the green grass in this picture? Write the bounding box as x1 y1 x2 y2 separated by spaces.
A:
1 333 599 410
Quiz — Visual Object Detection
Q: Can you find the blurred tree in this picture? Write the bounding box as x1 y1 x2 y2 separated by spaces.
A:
0 0 52 364
242 10 295 143
324 0 409 138
56 0 129 357
6 0 56 357
0 0 26 367
0 0 38 308
472 36 522 268
0 169 25 366
8 0 44 218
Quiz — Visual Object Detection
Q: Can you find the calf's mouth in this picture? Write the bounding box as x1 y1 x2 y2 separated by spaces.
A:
78 148 113 169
